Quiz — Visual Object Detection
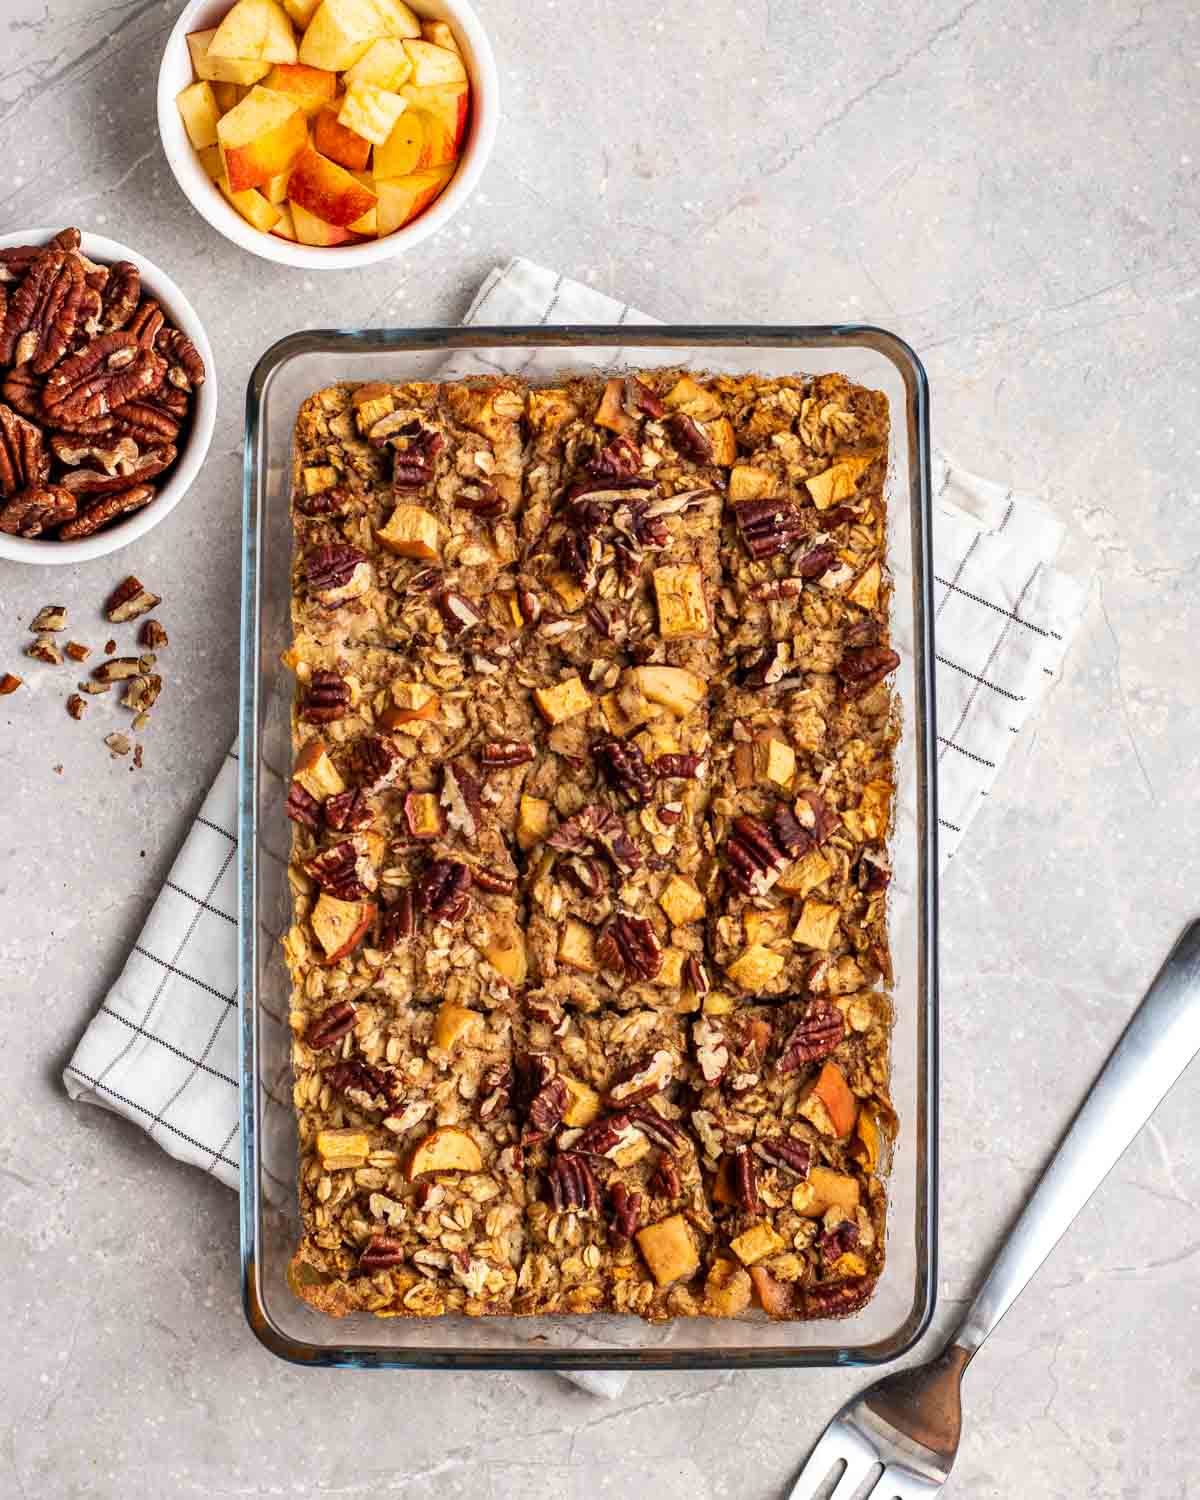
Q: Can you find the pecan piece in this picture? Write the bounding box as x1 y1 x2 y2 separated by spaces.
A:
140 618 168 649
667 412 713 463
819 1219 861 1265
92 656 142 683
60 444 176 497
105 575 162 622
454 479 503 516
42 333 165 426
548 802 642 873
797 789 840 846
97 261 140 333
794 542 838 578
777 1000 845 1073
738 642 789 688
126 299 165 347
307 1000 357 1050
0 250 86 372
546 1152 599 1213
729 1146 760 1214
304 841 371 900
26 635 63 664
771 806 812 859
326 1058 395 1109
477 1062 512 1121
354 734 403 794
684 954 710 1000
1 366 41 420
304 544 371 608
471 866 515 895
838 644 901 698
359 1235 405 1270
0 403 49 497
594 734 653 806
559 854 605 897
0 673 22 695
724 815 788 895
104 731 132 757
625 1103 686 1154
285 781 321 829
416 858 471 923
0 483 76 537
480 739 534 769
734 498 807 560
597 911 663 982
374 889 414 949
66 692 85 719
585 433 642 481
435 588 482 636
157 326 206 390
655 752 702 780
441 760 482 843
694 1015 730 1085
608 1048 674 1105
607 1181 641 1240
803 1276 876 1319
301 670 351 723
49 432 140 474
527 1076 570 1138
64 641 89 662
121 674 161 713
574 1113 635 1157
324 787 372 831
651 1155 681 1199
390 422 444 488
757 1137 812 1177
29 605 67 632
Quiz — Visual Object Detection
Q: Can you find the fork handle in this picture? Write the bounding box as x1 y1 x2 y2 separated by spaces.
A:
955 918 1200 1356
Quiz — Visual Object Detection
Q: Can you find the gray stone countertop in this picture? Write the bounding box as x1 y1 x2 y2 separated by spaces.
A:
2 0 1199 1495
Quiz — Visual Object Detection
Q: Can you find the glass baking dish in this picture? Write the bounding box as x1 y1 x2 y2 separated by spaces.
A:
238 326 938 1369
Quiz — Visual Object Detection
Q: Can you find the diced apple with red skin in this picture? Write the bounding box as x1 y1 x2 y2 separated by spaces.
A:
313 104 372 171
288 143 378 226
262 61 337 115
406 1126 483 1180
375 164 453 234
311 892 376 962
401 82 468 162
187 28 271 86
289 199 357 245
374 109 431 177
298 0 385 71
208 0 298 64
176 81 221 151
402 38 467 86
217 85 307 192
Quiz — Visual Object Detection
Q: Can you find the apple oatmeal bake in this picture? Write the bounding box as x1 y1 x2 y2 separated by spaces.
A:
282 368 900 1324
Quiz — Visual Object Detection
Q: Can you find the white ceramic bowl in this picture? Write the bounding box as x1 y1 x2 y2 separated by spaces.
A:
156 0 499 269
0 229 217 566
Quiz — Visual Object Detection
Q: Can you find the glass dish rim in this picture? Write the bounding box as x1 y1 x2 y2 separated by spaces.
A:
238 323 939 1370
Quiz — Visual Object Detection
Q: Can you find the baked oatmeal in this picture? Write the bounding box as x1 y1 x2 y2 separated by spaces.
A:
282 369 899 1324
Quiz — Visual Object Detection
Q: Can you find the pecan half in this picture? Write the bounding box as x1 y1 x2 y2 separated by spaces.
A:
355 734 402 794
1 366 41 420
625 1103 686 1153
304 544 370 607
548 803 642 874
359 1235 406 1271
585 433 642 482
0 483 76 537
607 1181 641 1240
651 1156 681 1199
375 889 414 949
416 858 471 922
0 403 49 496
527 1075 570 1137
803 1276 876 1319
597 911 663 982
547 1152 600 1213
757 1137 812 1177
729 1146 760 1214
157 327 206 390
59 444 176 497
771 806 812 859
107 397 183 446
454 479 503 516
285 781 321 828
594 734 653 806
655 752 702 780
140 618 168 649
301 670 352 723
0 250 86 372
126 299 165 347
97 261 140 333
777 1001 845 1073
324 787 372 831
390 422 444 489
734 498 807 560
838 644 901 698
305 841 372 900
307 1000 357 1050
436 588 482 636
480 739 534 769
608 1048 674 1105
326 1058 395 1109
724 815 788 895
794 542 838 578
56 481 155 538
105 575 162 622
42 332 165 426
574 1113 635 1158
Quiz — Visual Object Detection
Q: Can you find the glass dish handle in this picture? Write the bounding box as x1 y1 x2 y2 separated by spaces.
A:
955 917 1200 1357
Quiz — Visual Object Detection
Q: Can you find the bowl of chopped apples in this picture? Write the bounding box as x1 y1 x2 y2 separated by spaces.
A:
157 0 498 267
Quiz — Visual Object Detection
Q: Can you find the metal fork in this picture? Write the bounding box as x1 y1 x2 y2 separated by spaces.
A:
790 917 1200 1500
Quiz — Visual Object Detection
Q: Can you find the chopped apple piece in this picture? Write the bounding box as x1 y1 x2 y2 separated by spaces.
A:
310 892 375 961
663 373 723 420
367 0 421 36
299 0 386 70
546 569 587 612
210 0 298 63
517 795 551 851
558 918 597 973
381 680 437 726
483 923 527 986
593 376 635 435
176 81 221 150
805 454 875 510
808 1061 859 1138
406 1125 482 1179
344 35 412 89
263 61 337 114
347 178 378 233
288 142 377 226
217 85 306 191
403 791 441 840
848 559 882 610
792 899 840 952
729 1220 787 1266
844 778 892 842
561 1075 602 1128
293 738 345 799
211 80 240 112
402 37 467 85
302 465 338 494
187 28 271 85
629 664 706 719
777 847 832 898
338 79 406 145
400 81 468 162
656 947 687 990
263 168 292 203
316 1128 369 1168
635 1214 699 1288
376 502 439 558
533 675 591 726
197 143 224 180
743 906 790 946
375 164 453 233
704 1257 753 1317
282 0 321 23
420 19 459 51
725 944 785 992
219 178 283 232
706 416 737 466
653 563 710 641
658 874 705 927
749 1264 794 1318
288 199 356 244
729 464 777 501
432 1001 478 1052
312 103 372 171
374 108 429 176
792 1165 861 1218
756 734 795 789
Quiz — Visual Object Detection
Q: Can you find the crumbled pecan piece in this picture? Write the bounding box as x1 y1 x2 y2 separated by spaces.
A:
0 249 86 372
803 1277 876 1319
594 734 653 806
454 479 503 516
359 1236 405 1271
104 731 132 757
527 1076 570 1139
480 739 534 769
0 403 49 497
625 1103 686 1153
794 542 839 578
667 411 713 463
436 589 482 636
750 576 805 602
324 787 371 831
326 1058 395 1110
105 575 162 622
655 752 702 779
29 605 67 632
608 1047 674 1105
285 782 321 829
797 789 841 846
734 498 808 560
390 422 444 488
725 815 788 895
857 850 891 894
547 1152 599 1213
607 1180 641 1240
375 890 414 949
574 1113 634 1158
777 1001 845 1073
305 841 372 900
0 483 75 537
548 803 642 874
477 1062 512 1121
819 1219 861 1266
738 642 789 688
772 806 812 859
651 1155 681 1199
585 433 642 482
26 635 63 665
66 693 85 719
838 644 901 698
684 955 710 1000
441 760 482 843
76 679 109 695
416 858 471 922
294 484 351 520
757 1137 812 1177
60 445 176 497
121 674 161 713
0 673 23 695
471 866 515 896
559 854 605 896
301 670 351 723
92 656 142 683
56 482 154 538
354 735 403 794
305 544 370 607
307 1000 357 1050
140 619 168 649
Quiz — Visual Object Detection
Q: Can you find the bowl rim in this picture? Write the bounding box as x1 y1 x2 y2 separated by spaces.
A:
155 0 500 270
0 228 217 566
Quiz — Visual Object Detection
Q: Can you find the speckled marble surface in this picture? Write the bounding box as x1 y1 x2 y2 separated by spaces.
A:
2 0 1199 1495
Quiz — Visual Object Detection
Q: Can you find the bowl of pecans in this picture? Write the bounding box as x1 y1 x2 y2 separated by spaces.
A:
0 226 217 564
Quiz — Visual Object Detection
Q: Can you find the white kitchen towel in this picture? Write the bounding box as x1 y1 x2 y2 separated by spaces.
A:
64 260 1088 1399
